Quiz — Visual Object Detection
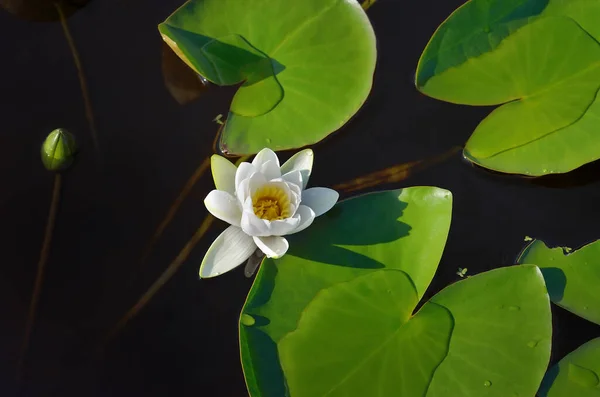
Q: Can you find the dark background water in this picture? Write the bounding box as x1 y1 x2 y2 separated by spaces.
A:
0 0 598 396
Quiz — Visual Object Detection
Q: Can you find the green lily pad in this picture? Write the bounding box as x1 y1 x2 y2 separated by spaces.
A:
240 187 452 396
278 265 551 397
159 0 376 155
239 187 552 396
517 239 600 325
538 337 600 396
416 0 600 176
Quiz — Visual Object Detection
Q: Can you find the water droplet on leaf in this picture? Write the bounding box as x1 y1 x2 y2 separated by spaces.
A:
241 314 256 327
527 340 539 348
507 305 520 311
568 363 599 387
484 380 492 387
266 138 272 144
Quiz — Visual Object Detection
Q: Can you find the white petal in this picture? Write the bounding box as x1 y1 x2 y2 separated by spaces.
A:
241 199 270 236
247 172 270 196
268 217 301 236
235 162 257 192
253 236 289 259
301 188 339 217
211 155 236 195
237 171 267 205
199 226 256 278
287 205 316 235
204 190 241 227
259 159 281 181
282 170 303 191
280 149 313 189
252 148 280 171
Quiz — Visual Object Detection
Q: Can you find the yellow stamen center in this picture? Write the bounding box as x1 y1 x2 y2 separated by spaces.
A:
252 185 291 221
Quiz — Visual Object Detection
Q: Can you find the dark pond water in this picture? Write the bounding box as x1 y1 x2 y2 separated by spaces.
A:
1 0 599 396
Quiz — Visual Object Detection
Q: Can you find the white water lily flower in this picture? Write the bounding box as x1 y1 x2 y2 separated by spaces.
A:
200 148 339 278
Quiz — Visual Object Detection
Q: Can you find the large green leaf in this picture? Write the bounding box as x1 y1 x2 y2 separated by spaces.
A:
538 338 600 396
159 0 376 155
278 265 551 397
517 239 600 325
416 0 600 176
240 187 453 396
239 187 552 396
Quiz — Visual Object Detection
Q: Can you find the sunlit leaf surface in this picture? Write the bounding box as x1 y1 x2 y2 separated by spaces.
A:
240 187 551 396
416 0 600 176
538 338 600 397
158 0 377 155
518 238 600 325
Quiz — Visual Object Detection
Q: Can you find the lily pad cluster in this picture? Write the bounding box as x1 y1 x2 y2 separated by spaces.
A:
240 187 553 396
416 0 600 176
158 0 377 155
518 239 600 396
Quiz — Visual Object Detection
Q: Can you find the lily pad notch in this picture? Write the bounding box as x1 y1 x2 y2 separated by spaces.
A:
415 0 600 176
239 187 552 397
159 0 377 155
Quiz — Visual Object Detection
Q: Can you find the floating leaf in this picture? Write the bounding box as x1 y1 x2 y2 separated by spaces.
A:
161 40 208 105
240 187 452 396
0 0 89 22
518 239 600 325
416 0 600 176
159 0 376 155
538 337 600 396
240 188 552 396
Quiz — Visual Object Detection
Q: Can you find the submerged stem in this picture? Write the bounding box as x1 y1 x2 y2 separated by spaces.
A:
104 215 215 345
138 124 227 266
333 146 461 193
109 154 250 345
361 0 377 11
138 157 211 265
55 2 100 159
16 173 62 391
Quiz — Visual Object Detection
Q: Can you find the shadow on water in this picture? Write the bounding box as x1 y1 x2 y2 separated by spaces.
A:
161 40 210 106
467 156 600 189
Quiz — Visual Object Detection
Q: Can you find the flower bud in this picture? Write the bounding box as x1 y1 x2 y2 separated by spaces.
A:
41 128 77 171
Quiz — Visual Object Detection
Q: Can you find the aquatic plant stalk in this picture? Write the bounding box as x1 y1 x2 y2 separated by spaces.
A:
333 146 461 193
105 215 215 344
138 157 211 264
108 154 249 343
139 126 225 265
55 2 100 158
361 0 377 11
16 173 62 390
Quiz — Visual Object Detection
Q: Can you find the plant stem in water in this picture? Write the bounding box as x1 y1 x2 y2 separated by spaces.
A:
333 146 461 193
109 155 249 345
362 0 377 11
104 215 215 345
16 173 62 392
138 157 211 265
55 2 100 160
138 124 226 266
